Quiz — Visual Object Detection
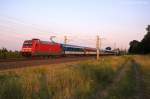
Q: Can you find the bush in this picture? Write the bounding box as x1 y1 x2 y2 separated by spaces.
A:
0 48 22 59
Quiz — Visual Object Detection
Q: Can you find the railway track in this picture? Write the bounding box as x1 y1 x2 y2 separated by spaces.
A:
0 54 116 63
0 56 95 71
0 58 30 62
0 57 57 62
0 56 73 62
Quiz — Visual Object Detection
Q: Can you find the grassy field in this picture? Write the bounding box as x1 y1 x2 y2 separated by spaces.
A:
134 56 150 99
0 56 149 99
105 58 137 99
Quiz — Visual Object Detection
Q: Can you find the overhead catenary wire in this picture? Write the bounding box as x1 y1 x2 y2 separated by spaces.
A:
0 15 54 36
0 16 100 39
0 25 47 40
0 15 119 50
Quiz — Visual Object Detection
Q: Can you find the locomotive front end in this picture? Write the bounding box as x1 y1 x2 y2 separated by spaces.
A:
21 40 33 57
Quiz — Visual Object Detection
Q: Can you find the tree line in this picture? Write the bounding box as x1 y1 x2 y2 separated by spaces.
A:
129 25 150 54
0 48 22 59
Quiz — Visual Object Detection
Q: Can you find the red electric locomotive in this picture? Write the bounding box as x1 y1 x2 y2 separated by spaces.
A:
21 39 63 57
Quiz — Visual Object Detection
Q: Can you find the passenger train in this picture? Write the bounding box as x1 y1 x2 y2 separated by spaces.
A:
21 38 118 57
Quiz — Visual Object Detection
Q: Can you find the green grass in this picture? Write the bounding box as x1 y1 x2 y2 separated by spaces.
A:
135 56 150 99
105 60 136 99
0 73 24 99
0 56 126 99
105 55 150 99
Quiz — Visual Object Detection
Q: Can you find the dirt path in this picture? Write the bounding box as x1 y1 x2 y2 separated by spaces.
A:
96 58 145 99
131 59 145 99
96 61 129 99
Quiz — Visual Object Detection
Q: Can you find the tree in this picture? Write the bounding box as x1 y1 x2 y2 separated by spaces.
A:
128 40 140 54
141 25 150 54
146 25 150 32
128 25 150 54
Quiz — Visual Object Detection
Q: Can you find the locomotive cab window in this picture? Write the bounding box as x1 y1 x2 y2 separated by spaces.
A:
23 44 32 47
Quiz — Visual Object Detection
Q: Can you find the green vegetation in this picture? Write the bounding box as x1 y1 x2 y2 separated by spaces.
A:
105 60 136 99
0 56 125 99
0 48 22 59
105 55 150 99
135 56 150 99
0 56 149 99
129 25 150 54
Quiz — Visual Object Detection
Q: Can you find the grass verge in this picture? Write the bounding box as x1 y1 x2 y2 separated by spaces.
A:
104 60 137 99
0 56 126 99
134 56 150 99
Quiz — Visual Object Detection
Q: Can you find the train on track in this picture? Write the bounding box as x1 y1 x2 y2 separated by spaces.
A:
21 38 119 57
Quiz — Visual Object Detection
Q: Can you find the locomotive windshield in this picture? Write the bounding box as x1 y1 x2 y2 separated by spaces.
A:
23 44 32 47
23 40 32 47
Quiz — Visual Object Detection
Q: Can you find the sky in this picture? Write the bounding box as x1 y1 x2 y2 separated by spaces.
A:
0 0 150 51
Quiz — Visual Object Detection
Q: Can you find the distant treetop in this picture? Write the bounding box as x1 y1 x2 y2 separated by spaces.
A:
146 25 150 32
129 25 150 54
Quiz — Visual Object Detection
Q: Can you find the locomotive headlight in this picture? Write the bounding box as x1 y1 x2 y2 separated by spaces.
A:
22 48 32 52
